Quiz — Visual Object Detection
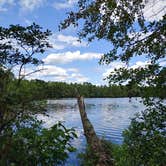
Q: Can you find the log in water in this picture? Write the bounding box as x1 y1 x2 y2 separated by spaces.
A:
77 96 114 166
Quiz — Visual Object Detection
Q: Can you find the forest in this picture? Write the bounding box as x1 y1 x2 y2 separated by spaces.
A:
6 78 166 99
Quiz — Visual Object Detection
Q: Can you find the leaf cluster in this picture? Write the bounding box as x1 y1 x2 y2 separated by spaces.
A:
0 118 77 166
61 0 166 165
0 24 77 165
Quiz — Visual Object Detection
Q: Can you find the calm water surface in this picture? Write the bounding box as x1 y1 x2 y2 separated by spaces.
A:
37 98 145 165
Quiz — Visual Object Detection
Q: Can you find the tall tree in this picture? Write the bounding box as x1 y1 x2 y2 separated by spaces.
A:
0 23 51 81
0 24 77 165
0 23 51 133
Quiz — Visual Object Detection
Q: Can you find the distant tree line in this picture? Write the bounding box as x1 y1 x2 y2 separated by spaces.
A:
11 79 166 100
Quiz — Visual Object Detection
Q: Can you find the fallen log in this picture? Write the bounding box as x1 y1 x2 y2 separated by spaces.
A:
77 96 114 166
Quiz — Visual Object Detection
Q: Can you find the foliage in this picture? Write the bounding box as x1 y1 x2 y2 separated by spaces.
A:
78 145 98 166
0 23 51 81
78 140 113 166
16 78 166 99
123 101 166 166
0 24 77 165
12 79 143 99
111 144 131 166
60 0 165 63
0 117 77 166
0 23 51 134
61 0 166 165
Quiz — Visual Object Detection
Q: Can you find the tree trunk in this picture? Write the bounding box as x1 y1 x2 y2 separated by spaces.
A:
77 96 114 166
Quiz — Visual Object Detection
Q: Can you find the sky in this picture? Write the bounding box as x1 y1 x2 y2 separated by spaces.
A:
0 0 165 85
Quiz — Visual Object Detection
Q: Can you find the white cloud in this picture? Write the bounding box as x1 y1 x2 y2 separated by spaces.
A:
53 0 77 9
0 0 14 11
1 33 86 54
0 8 7 11
0 0 14 5
102 61 126 78
57 34 87 47
0 0 45 12
70 73 88 82
24 65 88 83
159 60 166 66
49 35 66 50
14 65 67 80
39 65 68 78
49 34 87 50
143 0 166 21
19 0 45 11
67 68 79 73
43 51 101 64
0 38 23 51
102 60 153 79
130 61 151 69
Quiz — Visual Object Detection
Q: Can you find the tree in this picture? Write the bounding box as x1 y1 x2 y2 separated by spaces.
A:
0 23 51 133
61 0 166 165
0 23 51 81
0 24 77 165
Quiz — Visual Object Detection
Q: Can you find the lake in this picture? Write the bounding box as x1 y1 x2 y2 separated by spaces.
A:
37 97 145 165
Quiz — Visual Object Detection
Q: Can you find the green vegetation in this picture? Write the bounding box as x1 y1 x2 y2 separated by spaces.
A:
123 102 166 166
1 0 165 165
0 119 77 165
78 140 114 166
8 79 166 99
61 0 166 165
8 79 143 99
79 140 132 166
0 24 77 165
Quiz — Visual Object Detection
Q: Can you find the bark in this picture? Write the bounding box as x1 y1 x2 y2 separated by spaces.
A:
77 96 114 166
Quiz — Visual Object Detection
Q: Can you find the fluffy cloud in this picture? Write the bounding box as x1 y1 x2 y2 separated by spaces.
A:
49 36 65 50
70 73 88 82
0 0 14 11
130 61 151 69
102 61 152 78
102 59 166 82
43 51 101 64
102 61 126 78
67 68 79 73
25 65 88 83
19 0 45 11
57 34 87 47
143 0 166 21
49 34 87 50
0 0 45 12
53 0 77 9
159 60 166 67
39 65 68 78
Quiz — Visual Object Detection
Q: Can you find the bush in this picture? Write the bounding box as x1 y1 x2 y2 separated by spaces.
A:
0 117 77 166
123 102 166 166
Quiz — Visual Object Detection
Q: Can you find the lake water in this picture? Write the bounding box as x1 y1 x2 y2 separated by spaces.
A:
37 98 145 165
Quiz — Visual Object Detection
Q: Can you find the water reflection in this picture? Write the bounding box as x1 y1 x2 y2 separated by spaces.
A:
37 97 145 165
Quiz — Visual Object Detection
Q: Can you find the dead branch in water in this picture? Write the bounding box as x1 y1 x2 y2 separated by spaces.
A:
77 96 114 166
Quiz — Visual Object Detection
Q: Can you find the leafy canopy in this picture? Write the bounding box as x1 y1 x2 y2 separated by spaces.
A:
0 23 51 80
0 23 77 165
60 0 165 64
61 1 166 165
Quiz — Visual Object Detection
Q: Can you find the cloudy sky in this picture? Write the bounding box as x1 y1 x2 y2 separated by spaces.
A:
0 0 165 85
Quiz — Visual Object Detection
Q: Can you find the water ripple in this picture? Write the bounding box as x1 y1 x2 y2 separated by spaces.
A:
37 97 144 165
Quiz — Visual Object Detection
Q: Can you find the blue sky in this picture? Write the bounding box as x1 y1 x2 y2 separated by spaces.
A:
0 0 165 85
